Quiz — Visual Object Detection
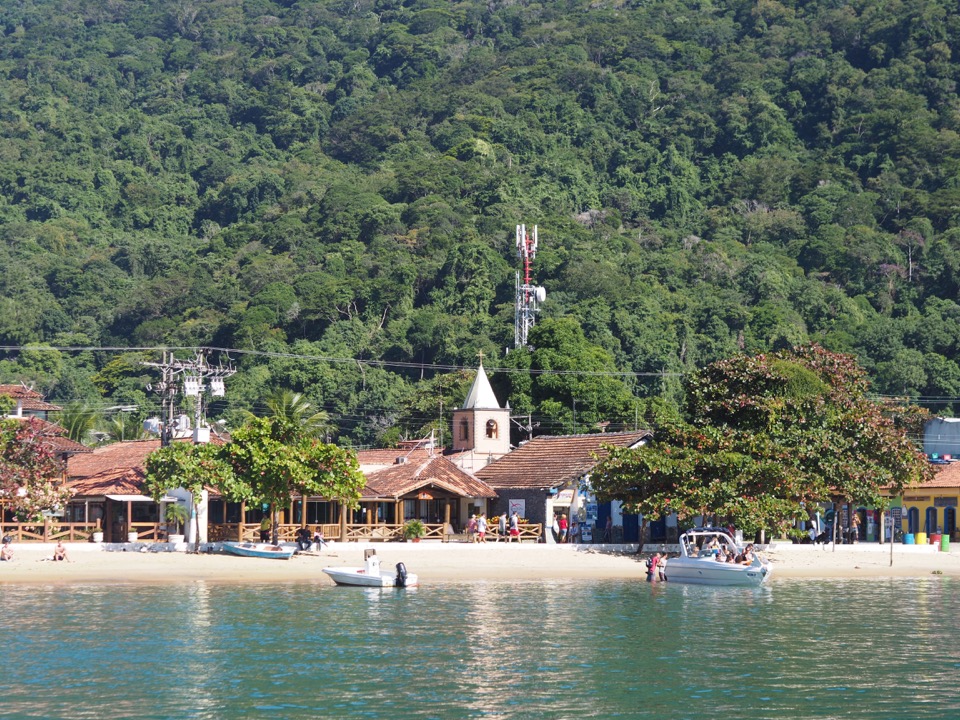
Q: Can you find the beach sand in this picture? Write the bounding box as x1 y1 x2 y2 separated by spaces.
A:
0 541 957 585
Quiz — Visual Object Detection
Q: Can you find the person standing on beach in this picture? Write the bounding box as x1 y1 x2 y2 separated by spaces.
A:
603 516 613 543
646 552 661 582
558 514 568 543
509 511 520 542
498 513 507 541
850 513 861 543
477 513 487 543
259 516 271 543
467 515 477 543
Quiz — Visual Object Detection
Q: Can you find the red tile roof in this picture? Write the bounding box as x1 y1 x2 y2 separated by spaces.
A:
356 448 433 470
4 416 91 455
363 455 497 500
0 384 62 412
66 440 161 497
475 430 651 489
0 384 43 398
896 461 960 490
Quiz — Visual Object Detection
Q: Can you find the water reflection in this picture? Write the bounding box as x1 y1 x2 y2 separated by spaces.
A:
1 579 959 718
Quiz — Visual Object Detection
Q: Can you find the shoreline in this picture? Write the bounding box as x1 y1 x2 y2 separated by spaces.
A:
0 542 958 585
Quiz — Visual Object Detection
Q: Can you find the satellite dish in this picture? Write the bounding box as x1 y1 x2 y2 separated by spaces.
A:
535 286 546 302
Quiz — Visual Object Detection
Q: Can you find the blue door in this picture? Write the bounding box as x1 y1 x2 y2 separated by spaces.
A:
925 507 938 534
650 518 667 542
908 508 920 535
623 513 639 542
945 507 956 538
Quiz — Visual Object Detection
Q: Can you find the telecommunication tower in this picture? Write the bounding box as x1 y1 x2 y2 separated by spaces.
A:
514 224 546 349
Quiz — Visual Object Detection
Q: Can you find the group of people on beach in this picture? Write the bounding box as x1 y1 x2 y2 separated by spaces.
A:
294 526 327 552
556 514 581 543
0 538 68 562
467 511 521 542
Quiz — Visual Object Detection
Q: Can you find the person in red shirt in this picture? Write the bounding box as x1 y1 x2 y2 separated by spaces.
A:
558 514 569 543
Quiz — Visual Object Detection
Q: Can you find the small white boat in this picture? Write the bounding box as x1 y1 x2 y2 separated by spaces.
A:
222 542 296 560
662 528 772 586
323 550 418 588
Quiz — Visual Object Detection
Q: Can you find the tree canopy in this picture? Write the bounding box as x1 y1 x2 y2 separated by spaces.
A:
2 0 960 446
0 418 73 523
592 346 935 534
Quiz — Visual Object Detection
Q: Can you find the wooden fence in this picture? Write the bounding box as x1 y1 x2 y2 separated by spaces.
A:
2 521 545 544
208 522 544 543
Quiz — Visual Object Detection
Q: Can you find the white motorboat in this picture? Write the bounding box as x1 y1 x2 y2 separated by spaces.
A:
661 528 772 586
322 550 418 588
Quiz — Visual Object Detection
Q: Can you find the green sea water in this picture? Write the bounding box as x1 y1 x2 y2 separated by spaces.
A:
1 578 957 719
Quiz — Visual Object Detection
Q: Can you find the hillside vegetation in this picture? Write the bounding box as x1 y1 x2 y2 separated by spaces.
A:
2 0 960 444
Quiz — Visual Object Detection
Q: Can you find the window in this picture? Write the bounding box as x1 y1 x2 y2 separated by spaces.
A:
460 419 470 441
486 419 498 439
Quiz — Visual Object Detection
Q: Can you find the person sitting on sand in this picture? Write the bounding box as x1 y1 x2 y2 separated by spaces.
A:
53 540 68 561
1 538 13 561
295 527 312 551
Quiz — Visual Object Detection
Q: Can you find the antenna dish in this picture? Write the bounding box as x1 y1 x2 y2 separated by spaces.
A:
535 286 546 302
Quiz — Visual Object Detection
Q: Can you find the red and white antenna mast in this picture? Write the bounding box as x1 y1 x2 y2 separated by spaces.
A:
514 224 546 348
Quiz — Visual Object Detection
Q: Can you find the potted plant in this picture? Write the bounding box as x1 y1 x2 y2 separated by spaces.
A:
90 527 104 543
402 519 426 542
165 503 189 544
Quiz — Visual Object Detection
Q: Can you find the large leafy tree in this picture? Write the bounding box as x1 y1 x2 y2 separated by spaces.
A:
0 418 73 523
592 345 934 536
221 417 366 542
144 440 242 551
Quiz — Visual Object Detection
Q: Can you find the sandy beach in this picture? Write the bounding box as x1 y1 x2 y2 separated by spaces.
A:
0 541 957 585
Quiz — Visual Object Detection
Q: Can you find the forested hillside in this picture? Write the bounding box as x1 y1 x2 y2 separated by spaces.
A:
2 0 960 445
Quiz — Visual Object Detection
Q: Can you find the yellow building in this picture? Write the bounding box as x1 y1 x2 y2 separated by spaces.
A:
882 461 960 542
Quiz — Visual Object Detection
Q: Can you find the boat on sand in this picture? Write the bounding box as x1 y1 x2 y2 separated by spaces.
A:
662 528 771 586
222 542 296 560
323 550 418 588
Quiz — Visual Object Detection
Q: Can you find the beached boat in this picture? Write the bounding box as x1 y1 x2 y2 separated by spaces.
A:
322 550 418 588
222 542 296 560
661 528 772 586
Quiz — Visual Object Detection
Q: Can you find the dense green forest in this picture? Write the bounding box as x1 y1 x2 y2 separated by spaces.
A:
2 0 960 446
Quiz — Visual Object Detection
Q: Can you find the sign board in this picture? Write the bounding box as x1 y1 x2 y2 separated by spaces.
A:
508 499 525 518
554 489 574 504
581 523 593 543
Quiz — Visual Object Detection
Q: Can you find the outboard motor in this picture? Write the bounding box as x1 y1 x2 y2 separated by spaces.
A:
395 562 409 587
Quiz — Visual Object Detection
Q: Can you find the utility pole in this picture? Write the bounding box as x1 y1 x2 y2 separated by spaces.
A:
142 349 236 444
511 413 538 443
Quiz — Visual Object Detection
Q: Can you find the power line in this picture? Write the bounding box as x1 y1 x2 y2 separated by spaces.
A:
0 344 685 378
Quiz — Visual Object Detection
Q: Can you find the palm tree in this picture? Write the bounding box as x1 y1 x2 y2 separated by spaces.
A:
102 412 148 442
246 390 332 438
56 402 97 444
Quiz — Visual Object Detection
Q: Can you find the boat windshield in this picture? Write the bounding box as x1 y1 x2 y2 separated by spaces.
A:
681 530 738 558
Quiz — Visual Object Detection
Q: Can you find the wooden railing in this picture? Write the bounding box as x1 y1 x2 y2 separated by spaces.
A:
128 523 164 542
208 522 544 543
0 522 101 543
1 520 546 544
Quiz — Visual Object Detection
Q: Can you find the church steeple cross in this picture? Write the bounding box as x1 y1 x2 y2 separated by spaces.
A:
477 349 485 366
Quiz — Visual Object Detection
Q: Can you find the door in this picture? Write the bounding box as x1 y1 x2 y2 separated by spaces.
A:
945 507 956 538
